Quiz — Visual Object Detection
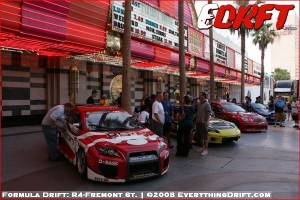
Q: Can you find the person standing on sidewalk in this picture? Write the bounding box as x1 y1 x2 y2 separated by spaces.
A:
86 90 98 104
194 92 211 156
291 97 299 128
268 96 275 111
274 95 285 127
162 92 174 148
287 100 292 121
41 102 75 161
150 92 165 137
176 95 195 157
99 94 110 106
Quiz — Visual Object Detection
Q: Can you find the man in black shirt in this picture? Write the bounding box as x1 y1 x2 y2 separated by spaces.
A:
86 90 98 104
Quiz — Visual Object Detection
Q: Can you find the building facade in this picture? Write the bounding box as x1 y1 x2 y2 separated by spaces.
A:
1 0 261 127
271 13 299 80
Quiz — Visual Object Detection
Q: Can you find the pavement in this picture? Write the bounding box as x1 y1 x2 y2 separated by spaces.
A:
2 125 42 137
1 120 299 198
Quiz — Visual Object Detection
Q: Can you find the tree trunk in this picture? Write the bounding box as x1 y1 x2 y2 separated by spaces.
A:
241 27 245 103
122 1 132 113
178 0 186 104
208 0 215 101
260 49 265 103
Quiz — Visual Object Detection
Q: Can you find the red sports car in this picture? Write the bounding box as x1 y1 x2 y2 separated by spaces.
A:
211 101 268 132
58 105 169 182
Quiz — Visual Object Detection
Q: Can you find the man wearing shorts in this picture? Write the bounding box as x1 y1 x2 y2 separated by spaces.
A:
274 95 285 127
194 92 211 156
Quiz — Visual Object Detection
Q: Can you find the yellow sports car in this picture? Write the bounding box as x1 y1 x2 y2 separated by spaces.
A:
208 117 241 144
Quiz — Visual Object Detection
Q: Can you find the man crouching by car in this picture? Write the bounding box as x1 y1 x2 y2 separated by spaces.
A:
41 102 75 161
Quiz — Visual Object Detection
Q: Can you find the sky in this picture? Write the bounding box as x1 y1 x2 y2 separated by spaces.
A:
194 0 299 74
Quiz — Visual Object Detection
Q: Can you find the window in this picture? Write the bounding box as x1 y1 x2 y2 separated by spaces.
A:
85 111 143 131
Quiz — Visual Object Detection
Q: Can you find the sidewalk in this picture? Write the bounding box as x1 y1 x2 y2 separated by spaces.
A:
1 125 42 137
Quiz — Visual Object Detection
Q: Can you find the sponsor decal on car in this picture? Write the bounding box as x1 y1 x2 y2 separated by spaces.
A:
99 159 119 166
95 177 109 182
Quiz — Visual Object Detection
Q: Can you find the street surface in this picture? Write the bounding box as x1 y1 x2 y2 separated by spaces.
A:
2 121 299 199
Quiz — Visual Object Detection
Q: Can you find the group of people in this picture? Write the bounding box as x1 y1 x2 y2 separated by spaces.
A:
137 91 212 157
245 94 299 128
269 95 299 128
86 90 114 106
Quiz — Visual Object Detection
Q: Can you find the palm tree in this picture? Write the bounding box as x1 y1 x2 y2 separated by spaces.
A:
230 0 251 103
122 0 132 112
252 23 276 102
178 0 186 103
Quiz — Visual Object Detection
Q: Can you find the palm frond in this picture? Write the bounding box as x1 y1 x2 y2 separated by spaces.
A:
252 23 277 50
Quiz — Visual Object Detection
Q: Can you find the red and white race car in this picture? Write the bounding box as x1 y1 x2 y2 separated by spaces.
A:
58 105 169 182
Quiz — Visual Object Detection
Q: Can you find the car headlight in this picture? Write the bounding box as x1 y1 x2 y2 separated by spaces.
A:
158 141 167 152
241 117 249 122
96 146 120 157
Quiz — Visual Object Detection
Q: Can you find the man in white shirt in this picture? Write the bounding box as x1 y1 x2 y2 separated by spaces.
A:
41 102 75 161
291 97 299 128
150 92 165 137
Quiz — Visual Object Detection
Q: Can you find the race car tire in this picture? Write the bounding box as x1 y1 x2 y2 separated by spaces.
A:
77 148 87 175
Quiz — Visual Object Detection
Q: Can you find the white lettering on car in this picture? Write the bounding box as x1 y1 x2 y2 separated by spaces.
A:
99 159 119 166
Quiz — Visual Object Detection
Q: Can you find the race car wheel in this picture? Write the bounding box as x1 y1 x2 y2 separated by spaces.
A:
77 148 87 175
232 120 240 129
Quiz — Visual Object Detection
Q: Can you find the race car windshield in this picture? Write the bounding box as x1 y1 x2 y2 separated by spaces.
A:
223 104 245 112
85 111 143 131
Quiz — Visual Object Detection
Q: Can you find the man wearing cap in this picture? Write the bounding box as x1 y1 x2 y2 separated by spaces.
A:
87 90 98 104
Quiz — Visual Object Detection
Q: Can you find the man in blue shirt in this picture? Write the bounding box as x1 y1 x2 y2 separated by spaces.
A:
274 95 285 127
162 92 174 148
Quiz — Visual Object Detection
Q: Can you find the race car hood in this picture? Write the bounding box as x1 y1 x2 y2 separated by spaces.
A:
77 128 164 152
209 117 236 130
228 112 265 121
236 112 261 118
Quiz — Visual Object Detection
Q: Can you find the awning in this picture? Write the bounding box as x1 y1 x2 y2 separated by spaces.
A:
1 0 110 56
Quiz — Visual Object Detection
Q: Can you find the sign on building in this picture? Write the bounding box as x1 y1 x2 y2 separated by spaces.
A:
112 1 188 50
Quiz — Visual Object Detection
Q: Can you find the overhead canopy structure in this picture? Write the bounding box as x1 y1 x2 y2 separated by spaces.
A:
1 0 261 85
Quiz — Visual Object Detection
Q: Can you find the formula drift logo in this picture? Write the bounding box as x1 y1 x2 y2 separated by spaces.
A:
198 3 295 30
